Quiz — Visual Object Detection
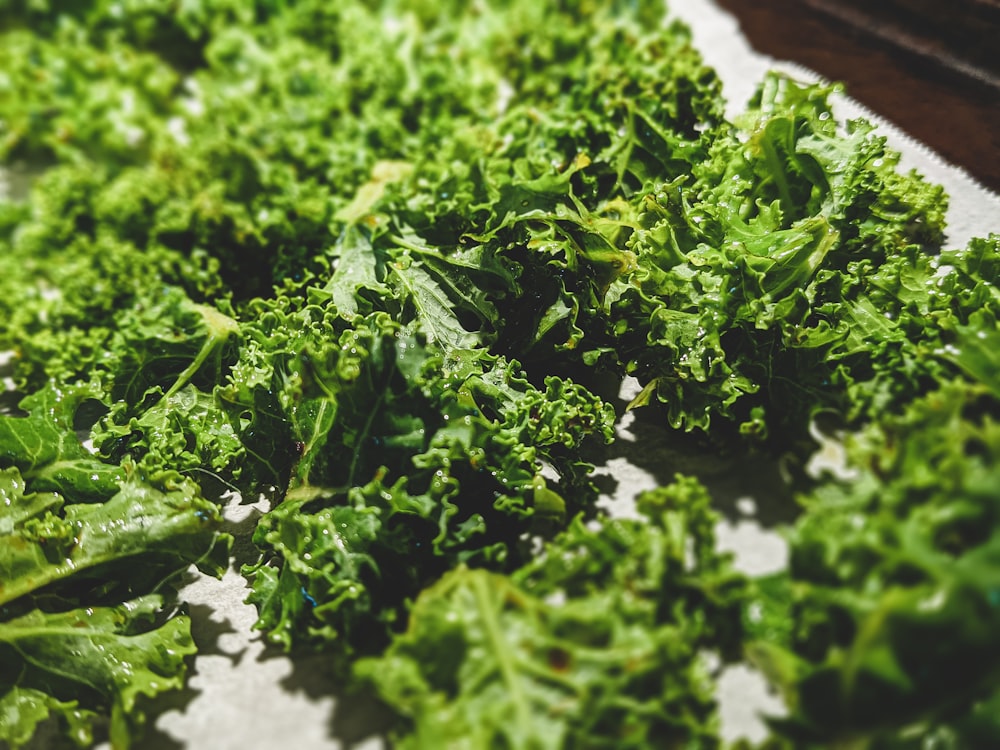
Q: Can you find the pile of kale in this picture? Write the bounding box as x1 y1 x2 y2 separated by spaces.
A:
1 1 998 747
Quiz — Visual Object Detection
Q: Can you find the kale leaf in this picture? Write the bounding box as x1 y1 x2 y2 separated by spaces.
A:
357 475 747 749
2 0 999 747
747 379 1000 746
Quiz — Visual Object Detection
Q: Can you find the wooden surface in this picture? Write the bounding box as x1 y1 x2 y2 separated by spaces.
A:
717 0 1000 194
803 0 1000 89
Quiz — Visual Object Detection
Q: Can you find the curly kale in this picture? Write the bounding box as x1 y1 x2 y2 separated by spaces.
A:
1 0 999 748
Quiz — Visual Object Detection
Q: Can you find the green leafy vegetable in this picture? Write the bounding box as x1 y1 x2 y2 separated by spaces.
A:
238 307 615 657
1 0 999 747
358 475 747 749
747 379 1000 747
0 596 197 750
0 459 226 748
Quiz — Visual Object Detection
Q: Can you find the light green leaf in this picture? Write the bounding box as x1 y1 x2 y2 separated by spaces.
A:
0 596 197 750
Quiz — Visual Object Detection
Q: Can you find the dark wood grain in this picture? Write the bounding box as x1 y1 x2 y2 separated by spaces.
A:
715 0 1000 193
802 0 1000 91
